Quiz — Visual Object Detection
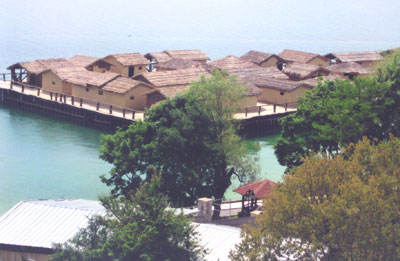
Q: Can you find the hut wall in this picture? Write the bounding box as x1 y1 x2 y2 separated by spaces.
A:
71 84 150 110
260 57 279 68
258 86 311 105
123 85 152 110
103 57 146 78
41 71 64 94
308 57 329 67
0 250 49 261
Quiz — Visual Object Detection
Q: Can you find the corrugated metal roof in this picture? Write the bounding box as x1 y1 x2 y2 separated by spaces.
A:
195 223 241 261
0 199 105 249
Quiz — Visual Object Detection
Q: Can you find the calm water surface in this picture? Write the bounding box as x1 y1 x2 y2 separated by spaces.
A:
0 0 399 213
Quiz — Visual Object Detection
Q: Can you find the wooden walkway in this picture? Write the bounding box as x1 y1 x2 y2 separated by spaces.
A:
0 80 297 122
0 81 145 121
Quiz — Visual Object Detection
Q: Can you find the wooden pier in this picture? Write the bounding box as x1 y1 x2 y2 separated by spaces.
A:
0 74 296 135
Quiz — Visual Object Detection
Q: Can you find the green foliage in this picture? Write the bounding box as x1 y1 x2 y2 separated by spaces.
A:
50 173 206 261
275 76 390 169
230 137 400 260
100 70 259 216
275 50 400 169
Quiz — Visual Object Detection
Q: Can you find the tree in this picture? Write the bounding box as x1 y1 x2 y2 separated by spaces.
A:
51 173 206 261
275 76 389 169
230 137 400 260
100 69 258 218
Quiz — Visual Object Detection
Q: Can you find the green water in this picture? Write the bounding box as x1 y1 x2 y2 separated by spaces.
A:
0 107 111 214
0 106 285 214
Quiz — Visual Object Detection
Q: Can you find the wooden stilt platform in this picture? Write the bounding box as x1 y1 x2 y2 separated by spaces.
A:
0 79 296 135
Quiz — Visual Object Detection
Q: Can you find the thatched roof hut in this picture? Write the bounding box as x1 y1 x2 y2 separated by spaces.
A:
324 51 383 64
163 49 210 63
133 68 209 88
155 59 202 71
7 58 70 75
68 55 98 68
283 63 329 80
328 62 374 76
240 51 285 66
279 49 329 65
209 56 259 70
103 53 149 66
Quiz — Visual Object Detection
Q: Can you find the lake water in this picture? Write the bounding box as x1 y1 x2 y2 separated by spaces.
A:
0 0 399 213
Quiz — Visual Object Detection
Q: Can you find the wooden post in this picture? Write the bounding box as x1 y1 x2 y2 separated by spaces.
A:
96 102 100 111
2 74 5 81
50 92 53 100
37 89 40 96
63 95 66 103
55 93 58 101
21 85 24 93
122 109 125 117
132 111 135 119
109 105 112 114
60 94 63 102
273 104 276 113
10 81 12 89
258 106 261 115
80 98 83 107
245 107 248 117
285 103 288 111
71 96 74 105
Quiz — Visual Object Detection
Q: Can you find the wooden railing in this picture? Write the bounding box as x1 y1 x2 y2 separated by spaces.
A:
7 81 144 120
1 73 12 82
243 102 298 117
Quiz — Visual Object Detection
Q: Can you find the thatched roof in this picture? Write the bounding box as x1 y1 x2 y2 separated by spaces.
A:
145 52 173 63
52 67 119 87
209 56 259 70
227 67 289 80
164 50 210 62
68 55 98 68
133 68 209 88
283 63 329 80
7 58 70 74
279 49 328 64
105 53 150 66
155 59 202 71
328 62 374 75
242 77 314 92
101 77 153 94
325 51 383 63
146 85 191 99
240 51 285 65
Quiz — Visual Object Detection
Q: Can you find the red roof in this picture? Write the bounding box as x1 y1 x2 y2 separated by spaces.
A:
233 179 277 199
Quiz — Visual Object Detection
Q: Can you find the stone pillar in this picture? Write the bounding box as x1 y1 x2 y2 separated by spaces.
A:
197 197 213 221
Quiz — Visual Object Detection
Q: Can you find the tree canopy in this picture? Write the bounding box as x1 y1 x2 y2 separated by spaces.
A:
51 173 206 261
230 137 400 260
100 69 258 217
274 50 400 169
